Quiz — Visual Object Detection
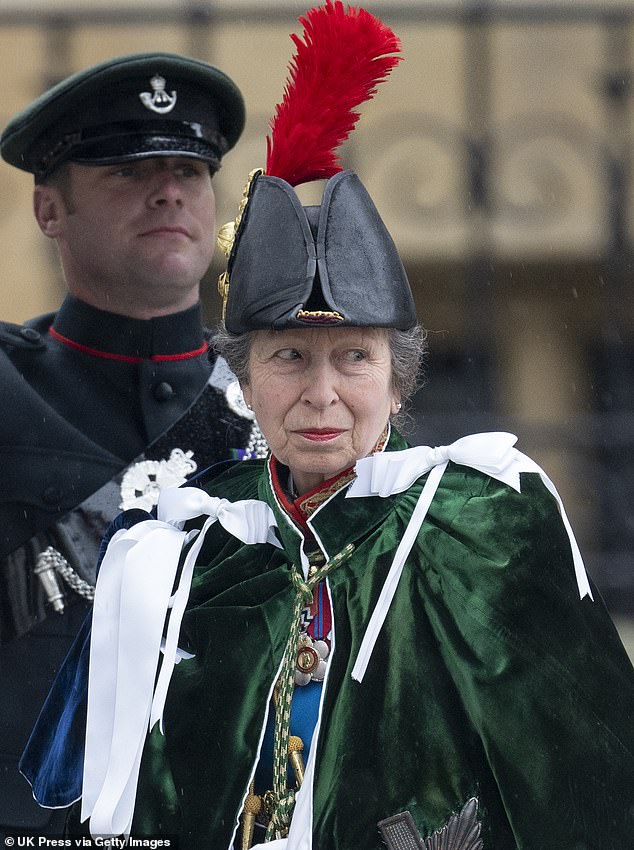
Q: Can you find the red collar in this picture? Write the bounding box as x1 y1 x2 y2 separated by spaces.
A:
270 457 356 531
49 326 208 363
49 295 208 362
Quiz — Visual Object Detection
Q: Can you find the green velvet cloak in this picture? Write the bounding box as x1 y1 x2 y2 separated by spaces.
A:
131 431 634 849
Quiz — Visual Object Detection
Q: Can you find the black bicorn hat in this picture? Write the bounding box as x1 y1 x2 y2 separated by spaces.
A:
217 2 416 333
221 169 415 333
0 52 245 181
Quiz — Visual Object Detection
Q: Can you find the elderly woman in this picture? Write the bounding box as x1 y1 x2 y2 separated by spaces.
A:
21 4 634 849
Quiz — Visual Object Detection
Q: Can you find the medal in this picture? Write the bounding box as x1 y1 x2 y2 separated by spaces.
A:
295 634 329 686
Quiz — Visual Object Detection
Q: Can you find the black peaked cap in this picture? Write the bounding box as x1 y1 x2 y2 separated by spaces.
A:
0 52 245 180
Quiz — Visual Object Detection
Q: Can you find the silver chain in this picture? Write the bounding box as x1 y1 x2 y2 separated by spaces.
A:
36 545 95 601
36 428 267 608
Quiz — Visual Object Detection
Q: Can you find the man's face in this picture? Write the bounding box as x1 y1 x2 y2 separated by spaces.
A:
36 156 216 314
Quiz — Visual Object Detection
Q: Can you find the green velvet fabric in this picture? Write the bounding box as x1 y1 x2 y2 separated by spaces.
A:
132 430 634 849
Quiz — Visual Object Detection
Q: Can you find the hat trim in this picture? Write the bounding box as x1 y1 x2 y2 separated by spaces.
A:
30 120 226 179
295 309 344 324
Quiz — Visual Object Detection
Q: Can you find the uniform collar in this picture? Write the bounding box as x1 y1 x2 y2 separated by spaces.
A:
50 295 207 361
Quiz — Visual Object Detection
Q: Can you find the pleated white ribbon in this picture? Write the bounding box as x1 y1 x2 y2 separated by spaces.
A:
82 488 280 837
347 432 593 683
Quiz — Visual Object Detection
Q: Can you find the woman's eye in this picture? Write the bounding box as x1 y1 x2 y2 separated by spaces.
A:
275 348 302 361
344 349 366 362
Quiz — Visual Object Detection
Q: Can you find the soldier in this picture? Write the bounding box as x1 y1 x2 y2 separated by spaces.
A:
0 53 264 835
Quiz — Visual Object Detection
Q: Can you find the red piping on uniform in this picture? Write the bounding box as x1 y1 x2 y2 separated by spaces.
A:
48 326 208 362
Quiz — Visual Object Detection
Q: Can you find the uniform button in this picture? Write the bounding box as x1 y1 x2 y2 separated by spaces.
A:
153 381 175 402
20 327 41 343
42 485 63 505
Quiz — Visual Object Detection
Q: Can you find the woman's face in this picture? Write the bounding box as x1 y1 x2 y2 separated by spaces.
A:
243 326 399 495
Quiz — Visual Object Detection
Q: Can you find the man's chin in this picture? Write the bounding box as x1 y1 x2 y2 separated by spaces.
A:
141 246 211 279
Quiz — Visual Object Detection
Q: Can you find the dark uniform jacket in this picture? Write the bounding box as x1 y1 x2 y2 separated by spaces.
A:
0 294 253 835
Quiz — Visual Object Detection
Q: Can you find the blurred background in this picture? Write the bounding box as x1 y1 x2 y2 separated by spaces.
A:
0 0 632 655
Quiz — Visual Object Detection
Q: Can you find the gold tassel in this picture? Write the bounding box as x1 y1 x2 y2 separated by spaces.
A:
288 735 305 788
240 780 261 850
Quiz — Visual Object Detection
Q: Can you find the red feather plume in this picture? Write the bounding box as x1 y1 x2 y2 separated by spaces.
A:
265 1 402 186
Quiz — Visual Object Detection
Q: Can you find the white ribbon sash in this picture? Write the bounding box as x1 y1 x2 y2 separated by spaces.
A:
82 488 280 837
347 432 593 683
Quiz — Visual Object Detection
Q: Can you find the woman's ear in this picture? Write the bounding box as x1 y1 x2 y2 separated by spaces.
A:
241 383 253 410
390 394 401 416
33 186 64 238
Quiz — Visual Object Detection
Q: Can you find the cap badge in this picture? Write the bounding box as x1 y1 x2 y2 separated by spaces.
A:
139 74 177 114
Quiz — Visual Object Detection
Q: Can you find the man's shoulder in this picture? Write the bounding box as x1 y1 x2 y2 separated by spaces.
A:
0 312 54 358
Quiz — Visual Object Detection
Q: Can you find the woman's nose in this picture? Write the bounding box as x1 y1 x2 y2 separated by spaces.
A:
300 362 339 408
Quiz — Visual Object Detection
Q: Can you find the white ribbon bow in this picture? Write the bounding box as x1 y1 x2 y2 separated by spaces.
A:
82 487 280 837
347 432 593 683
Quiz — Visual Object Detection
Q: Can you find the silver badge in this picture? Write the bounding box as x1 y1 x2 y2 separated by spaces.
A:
139 74 177 114
119 448 197 511
378 798 482 850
